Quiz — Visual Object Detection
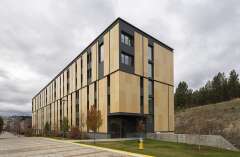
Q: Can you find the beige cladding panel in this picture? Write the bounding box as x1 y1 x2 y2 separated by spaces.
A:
154 82 169 132
168 86 174 131
119 71 140 113
57 100 60 130
110 23 119 73
143 37 148 77
82 53 87 87
98 78 107 133
81 87 87 131
63 96 68 119
69 63 74 93
56 77 59 100
64 71 68 96
144 78 149 114
154 43 174 85
60 74 64 98
104 32 110 76
68 94 72 128
91 43 97 81
110 72 120 113
52 103 55 129
55 101 58 129
134 32 143 75
96 42 98 79
76 58 81 89
72 92 76 127
89 83 95 106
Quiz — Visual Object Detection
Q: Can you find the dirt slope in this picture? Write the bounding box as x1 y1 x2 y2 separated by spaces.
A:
175 98 240 148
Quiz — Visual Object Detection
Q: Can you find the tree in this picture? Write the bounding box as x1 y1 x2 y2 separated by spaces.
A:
86 105 103 144
228 70 240 99
44 122 50 136
79 112 86 139
174 81 192 109
211 72 228 103
61 117 69 138
0 116 3 134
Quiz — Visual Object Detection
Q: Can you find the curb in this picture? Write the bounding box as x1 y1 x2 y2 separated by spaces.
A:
45 137 154 157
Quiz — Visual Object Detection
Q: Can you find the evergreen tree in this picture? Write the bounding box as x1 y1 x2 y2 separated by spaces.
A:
228 70 240 99
44 122 50 136
61 117 69 138
174 81 192 109
0 116 3 134
175 70 240 108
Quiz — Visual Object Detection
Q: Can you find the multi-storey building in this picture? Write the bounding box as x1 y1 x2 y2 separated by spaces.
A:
32 18 174 138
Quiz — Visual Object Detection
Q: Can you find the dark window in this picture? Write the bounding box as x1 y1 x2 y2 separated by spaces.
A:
87 51 92 83
76 91 79 127
81 58 83 86
148 97 153 114
148 45 153 61
67 70 70 94
99 44 104 63
121 32 133 47
94 82 97 106
107 76 110 113
148 80 153 114
140 96 144 114
148 63 153 78
54 81 56 100
121 52 134 66
75 62 77 89
148 80 153 97
140 77 144 114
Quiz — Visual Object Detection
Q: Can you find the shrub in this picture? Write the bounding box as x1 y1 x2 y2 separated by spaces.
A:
69 127 81 139
24 128 33 137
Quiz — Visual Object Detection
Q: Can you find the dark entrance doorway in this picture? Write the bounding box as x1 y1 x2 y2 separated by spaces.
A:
108 114 145 138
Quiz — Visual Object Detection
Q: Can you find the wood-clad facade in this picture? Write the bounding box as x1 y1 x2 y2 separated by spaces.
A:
32 18 174 137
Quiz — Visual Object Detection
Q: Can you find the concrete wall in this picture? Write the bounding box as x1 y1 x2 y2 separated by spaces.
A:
147 132 238 151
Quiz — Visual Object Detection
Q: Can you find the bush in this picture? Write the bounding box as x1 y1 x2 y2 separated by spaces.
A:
69 127 81 139
24 128 33 137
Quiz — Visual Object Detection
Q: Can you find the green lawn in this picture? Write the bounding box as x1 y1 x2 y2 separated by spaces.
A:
78 139 240 157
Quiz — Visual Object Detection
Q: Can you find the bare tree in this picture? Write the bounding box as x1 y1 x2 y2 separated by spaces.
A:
86 105 102 144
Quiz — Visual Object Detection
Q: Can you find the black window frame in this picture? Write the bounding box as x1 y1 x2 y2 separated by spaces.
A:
120 52 134 67
121 32 134 47
99 43 104 63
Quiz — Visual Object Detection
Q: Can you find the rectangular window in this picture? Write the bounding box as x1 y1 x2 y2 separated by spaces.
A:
99 43 104 63
148 63 153 78
148 80 153 114
107 75 110 113
148 80 153 97
76 91 79 127
121 32 133 47
148 45 153 61
75 62 77 89
67 70 70 94
121 52 134 66
81 58 83 86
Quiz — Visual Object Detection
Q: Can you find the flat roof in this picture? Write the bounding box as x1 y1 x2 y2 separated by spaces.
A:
33 17 173 99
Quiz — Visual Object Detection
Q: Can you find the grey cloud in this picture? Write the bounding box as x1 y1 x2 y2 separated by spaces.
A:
0 0 240 115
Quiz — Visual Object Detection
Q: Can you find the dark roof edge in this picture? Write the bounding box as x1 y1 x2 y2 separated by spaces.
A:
118 18 174 51
33 17 173 99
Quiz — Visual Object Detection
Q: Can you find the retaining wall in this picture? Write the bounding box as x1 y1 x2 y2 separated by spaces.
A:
147 132 238 151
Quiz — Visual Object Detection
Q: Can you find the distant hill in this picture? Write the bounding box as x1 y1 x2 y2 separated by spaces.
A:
175 98 240 148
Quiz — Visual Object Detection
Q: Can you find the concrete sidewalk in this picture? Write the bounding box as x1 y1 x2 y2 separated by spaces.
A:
0 132 136 157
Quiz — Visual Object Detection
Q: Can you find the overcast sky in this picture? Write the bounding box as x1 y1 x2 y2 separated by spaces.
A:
0 0 240 116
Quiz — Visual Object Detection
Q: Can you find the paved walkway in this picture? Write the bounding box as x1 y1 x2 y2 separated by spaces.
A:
0 132 132 157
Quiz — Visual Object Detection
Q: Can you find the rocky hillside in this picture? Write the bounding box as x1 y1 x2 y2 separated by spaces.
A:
175 98 240 148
